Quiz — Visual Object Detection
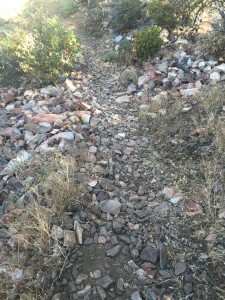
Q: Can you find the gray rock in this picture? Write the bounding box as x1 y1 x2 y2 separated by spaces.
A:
96 275 114 289
140 246 158 263
99 178 116 191
115 95 130 104
75 273 88 284
76 285 92 297
159 242 167 269
174 260 187 275
99 199 121 216
106 245 122 257
52 292 68 300
116 278 124 294
96 285 107 299
131 291 142 300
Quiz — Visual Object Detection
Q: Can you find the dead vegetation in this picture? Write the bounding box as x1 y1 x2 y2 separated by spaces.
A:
0 153 90 299
139 83 225 299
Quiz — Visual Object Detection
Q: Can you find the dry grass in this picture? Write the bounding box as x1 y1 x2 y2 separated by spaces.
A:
1 152 89 299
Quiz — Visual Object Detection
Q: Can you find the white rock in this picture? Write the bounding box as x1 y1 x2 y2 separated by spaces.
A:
210 72 220 81
115 35 123 43
180 88 200 97
57 132 74 140
138 75 148 87
217 63 225 72
198 61 206 70
115 95 130 104
80 113 91 123
181 107 192 112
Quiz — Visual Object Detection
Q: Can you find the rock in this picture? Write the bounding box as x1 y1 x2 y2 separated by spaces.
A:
174 260 187 275
116 278 124 294
138 75 148 87
140 246 158 263
1 150 32 176
185 199 203 215
158 61 168 73
52 292 68 300
159 242 167 269
51 225 64 240
75 274 88 284
216 63 225 72
210 72 220 81
183 282 193 295
77 285 92 297
80 112 91 123
31 113 66 125
99 178 116 191
96 285 107 299
115 35 123 43
180 88 200 97
99 199 121 216
115 95 130 104
63 230 76 247
96 275 114 289
131 291 142 300
90 270 101 279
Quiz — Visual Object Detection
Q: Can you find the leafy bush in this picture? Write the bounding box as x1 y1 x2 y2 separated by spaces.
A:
105 50 117 62
111 0 144 33
85 6 107 37
0 15 80 84
147 0 210 31
59 0 78 16
134 25 163 62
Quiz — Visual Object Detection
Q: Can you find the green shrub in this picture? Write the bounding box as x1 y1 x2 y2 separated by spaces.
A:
105 50 117 62
147 0 210 31
59 0 78 16
111 0 144 33
0 15 80 84
117 41 134 65
134 25 163 63
85 6 107 37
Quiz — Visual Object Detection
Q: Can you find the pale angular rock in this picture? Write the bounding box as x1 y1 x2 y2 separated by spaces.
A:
138 75 148 87
180 88 200 97
63 230 76 247
210 72 220 81
115 95 130 104
51 225 64 240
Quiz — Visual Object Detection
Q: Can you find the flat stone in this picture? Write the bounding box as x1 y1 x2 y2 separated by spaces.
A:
63 230 76 247
174 260 187 275
96 275 114 289
99 199 121 216
75 274 88 284
106 245 122 257
210 72 220 81
140 246 158 263
115 95 130 104
131 291 142 300
99 178 116 191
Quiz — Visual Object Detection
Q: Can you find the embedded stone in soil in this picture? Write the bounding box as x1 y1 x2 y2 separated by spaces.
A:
53 244 132 299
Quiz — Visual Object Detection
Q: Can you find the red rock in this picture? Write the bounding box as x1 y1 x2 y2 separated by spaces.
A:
31 114 66 125
185 199 203 214
163 187 174 198
193 127 208 136
1 92 15 103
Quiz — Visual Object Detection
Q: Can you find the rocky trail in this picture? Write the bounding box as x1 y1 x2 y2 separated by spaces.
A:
1 26 225 300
